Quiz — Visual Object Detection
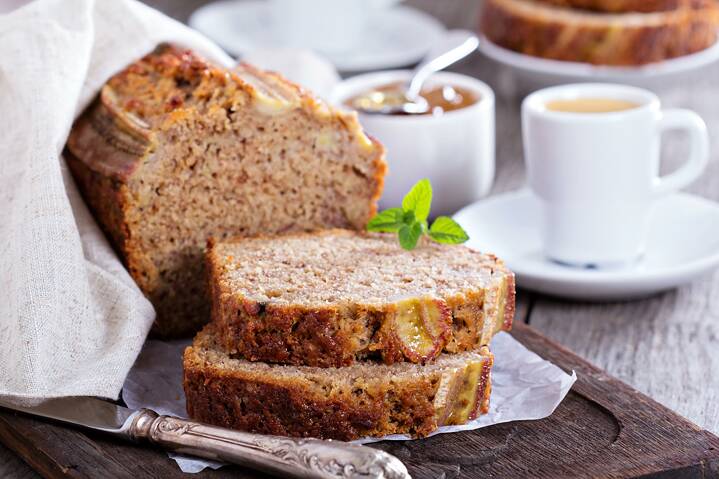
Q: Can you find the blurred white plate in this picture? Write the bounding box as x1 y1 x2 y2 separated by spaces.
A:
478 34 719 96
479 34 719 80
454 189 719 301
189 0 445 71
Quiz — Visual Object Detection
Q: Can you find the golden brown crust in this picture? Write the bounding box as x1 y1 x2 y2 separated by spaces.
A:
66 44 386 337
183 325 493 441
366 133 388 221
480 0 719 65
503 273 517 331
207 230 515 367
535 0 715 13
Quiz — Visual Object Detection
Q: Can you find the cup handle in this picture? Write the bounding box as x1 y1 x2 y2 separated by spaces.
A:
653 109 709 195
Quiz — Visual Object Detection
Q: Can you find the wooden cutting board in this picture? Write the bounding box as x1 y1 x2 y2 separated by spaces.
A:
1 321 717 479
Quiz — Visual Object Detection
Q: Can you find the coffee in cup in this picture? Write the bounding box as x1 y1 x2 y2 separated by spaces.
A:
545 98 639 113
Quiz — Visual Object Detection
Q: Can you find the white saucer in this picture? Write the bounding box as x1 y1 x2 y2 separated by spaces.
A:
454 190 719 301
478 34 719 96
189 1 444 71
478 34 719 81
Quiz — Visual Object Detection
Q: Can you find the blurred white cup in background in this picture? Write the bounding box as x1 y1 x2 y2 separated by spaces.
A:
331 70 495 216
522 83 709 267
270 0 400 53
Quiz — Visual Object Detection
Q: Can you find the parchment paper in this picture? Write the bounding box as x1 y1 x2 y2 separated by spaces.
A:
123 332 576 473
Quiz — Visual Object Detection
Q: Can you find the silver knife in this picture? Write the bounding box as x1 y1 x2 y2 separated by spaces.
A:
1 397 410 479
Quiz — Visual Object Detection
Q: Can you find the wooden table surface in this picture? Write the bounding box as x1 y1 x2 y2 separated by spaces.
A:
3 0 718 477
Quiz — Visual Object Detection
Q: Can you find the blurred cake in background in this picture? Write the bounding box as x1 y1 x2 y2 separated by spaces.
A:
533 0 713 13
480 0 719 65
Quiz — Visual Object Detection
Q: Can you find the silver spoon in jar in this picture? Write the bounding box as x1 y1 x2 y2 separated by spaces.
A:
351 30 479 115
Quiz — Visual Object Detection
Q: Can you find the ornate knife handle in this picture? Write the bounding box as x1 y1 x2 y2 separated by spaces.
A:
127 409 410 479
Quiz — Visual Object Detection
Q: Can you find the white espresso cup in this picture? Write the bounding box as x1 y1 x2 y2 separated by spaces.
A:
522 83 709 267
331 71 495 216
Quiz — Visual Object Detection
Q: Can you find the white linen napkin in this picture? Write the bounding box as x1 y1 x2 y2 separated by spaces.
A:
0 0 234 405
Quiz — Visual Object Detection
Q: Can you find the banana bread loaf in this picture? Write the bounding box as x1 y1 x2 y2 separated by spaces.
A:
207 229 514 367
534 0 714 13
480 0 719 65
66 45 386 337
183 323 493 441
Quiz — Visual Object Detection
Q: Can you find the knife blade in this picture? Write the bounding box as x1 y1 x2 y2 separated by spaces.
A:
2 396 135 434
0 397 411 479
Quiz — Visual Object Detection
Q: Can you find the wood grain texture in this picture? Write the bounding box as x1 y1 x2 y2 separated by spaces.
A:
529 279 719 436
0 408 259 479
374 323 719 479
0 442 39 479
1 322 718 479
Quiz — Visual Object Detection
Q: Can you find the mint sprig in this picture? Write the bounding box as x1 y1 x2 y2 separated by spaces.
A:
367 179 469 250
428 216 469 244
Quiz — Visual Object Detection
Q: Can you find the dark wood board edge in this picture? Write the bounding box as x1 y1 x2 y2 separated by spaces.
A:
509 322 719 478
0 409 253 479
0 419 73 479
0 323 717 479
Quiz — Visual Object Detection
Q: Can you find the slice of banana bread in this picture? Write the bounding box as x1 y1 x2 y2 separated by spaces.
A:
183 323 493 441
66 44 386 337
480 0 719 65
207 229 514 367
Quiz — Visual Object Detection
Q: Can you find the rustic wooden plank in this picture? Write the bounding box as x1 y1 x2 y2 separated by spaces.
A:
500 323 719 478
403 0 482 30
2 322 718 479
515 290 531 324
0 407 265 479
0 442 39 479
528 279 719 437
374 323 719 479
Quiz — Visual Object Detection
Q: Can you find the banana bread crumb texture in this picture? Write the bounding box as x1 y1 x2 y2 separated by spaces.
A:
183 323 494 441
66 44 386 337
207 229 515 367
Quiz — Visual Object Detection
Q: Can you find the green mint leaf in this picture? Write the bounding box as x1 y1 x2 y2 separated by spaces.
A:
369 180 466 250
398 221 423 250
428 216 469 244
366 208 405 232
402 209 416 225
401 179 432 222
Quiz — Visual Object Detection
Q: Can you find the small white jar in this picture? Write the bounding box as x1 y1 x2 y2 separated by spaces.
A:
331 70 495 216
